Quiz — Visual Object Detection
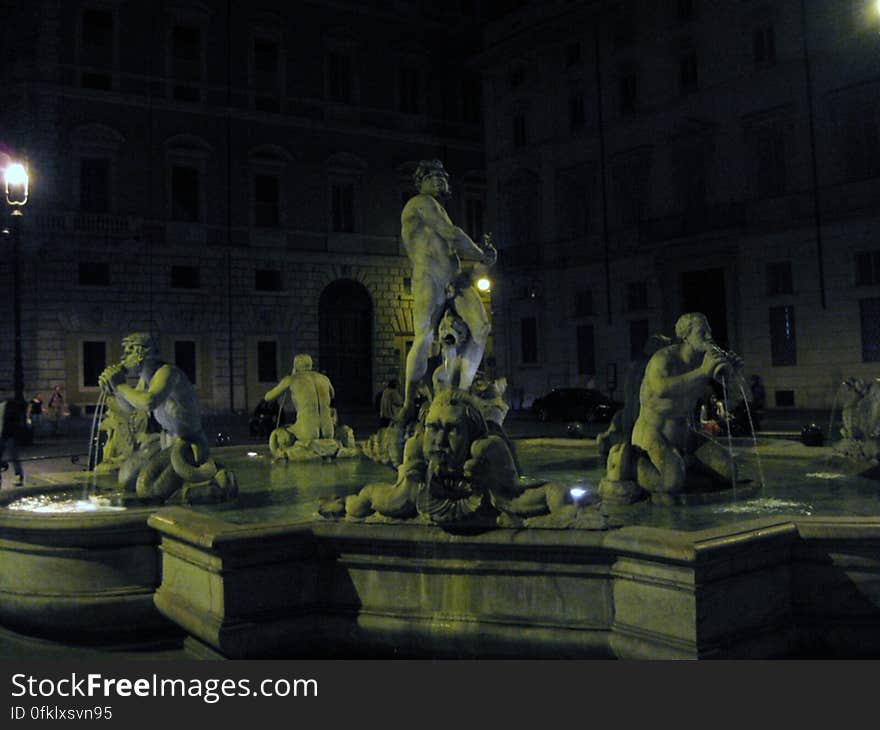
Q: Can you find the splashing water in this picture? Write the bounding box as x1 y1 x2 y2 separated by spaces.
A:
720 375 736 500
737 381 766 490
827 384 842 449
85 390 108 495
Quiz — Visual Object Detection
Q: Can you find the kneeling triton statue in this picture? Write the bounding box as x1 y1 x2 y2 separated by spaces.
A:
98 332 237 504
601 312 743 503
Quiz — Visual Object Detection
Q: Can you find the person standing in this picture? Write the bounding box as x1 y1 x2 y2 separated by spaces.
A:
47 384 64 435
0 395 26 487
27 392 43 437
379 379 403 427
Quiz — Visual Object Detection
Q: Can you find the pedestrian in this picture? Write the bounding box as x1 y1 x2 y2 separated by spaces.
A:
750 374 766 411
379 379 403 427
0 394 26 487
48 384 64 435
27 392 43 437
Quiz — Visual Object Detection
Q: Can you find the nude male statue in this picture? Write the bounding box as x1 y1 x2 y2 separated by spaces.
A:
399 159 496 421
263 353 335 457
98 332 228 501
631 313 740 494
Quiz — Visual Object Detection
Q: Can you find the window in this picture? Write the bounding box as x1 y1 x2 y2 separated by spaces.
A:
612 150 651 227
513 112 527 148
171 265 200 289
565 41 582 68
766 261 793 296
753 25 776 69
569 92 585 131
257 340 278 382
253 38 281 112
328 51 352 103
465 198 484 242
171 25 202 101
752 125 787 197
629 319 650 359
81 8 113 88
860 298 880 362
462 77 482 124
79 157 110 212
769 305 797 366
676 0 694 21
679 50 698 94
576 324 595 376
171 164 199 222
575 289 593 317
627 281 648 311
774 389 795 407
844 108 880 181
620 71 637 115
78 262 110 287
254 174 280 227
255 268 283 292
398 66 421 114
174 340 197 385
855 250 880 285
613 17 635 49
556 163 592 238
520 316 538 364
82 341 107 388
509 65 525 89
331 182 355 232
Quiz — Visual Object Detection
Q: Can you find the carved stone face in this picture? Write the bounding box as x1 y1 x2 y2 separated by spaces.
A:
420 170 450 199
121 340 151 374
422 400 473 473
684 318 715 353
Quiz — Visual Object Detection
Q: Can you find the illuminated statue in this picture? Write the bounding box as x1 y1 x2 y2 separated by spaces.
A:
98 332 237 504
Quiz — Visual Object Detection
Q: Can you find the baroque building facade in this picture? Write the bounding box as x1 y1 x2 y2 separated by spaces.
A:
482 0 880 410
0 0 489 415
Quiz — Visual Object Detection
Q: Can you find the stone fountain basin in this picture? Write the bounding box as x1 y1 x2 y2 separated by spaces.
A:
0 482 168 642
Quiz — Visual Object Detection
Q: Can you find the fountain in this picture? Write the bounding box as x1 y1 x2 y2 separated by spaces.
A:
4 167 880 659
826 377 880 478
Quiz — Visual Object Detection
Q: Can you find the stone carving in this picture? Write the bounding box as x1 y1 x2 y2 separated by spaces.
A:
263 353 359 461
398 159 496 423
835 377 880 463
320 389 606 530
98 332 237 504
599 313 743 503
94 398 148 473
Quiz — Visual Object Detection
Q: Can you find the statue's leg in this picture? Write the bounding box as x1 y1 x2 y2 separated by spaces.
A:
636 443 686 494
401 279 445 419
135 449 178 500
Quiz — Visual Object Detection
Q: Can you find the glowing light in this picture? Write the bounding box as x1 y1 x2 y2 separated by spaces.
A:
4 163 27 187
3 162 29 206
476 277 491 292
569 487 587 500
247 451 259 458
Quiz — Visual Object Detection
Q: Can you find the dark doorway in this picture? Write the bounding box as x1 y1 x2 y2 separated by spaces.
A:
319 279 373 407
681 268 728 348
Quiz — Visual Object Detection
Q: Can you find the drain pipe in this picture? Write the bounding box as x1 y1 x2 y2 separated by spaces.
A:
594 20 612 325
800 0 826 310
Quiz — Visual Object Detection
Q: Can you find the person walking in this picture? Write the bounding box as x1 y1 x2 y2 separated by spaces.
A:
47 384 64 436
27 392 43 438
0 395 26 487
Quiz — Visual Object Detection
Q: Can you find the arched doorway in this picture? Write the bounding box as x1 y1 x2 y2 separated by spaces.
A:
319 279 373 408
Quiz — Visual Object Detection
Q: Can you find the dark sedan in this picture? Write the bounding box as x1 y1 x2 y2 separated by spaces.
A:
531 387 622 424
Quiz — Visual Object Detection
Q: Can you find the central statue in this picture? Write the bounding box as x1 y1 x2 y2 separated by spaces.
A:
398 159 497 422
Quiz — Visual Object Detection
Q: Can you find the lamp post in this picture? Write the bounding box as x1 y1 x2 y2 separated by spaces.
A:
4 162 29 403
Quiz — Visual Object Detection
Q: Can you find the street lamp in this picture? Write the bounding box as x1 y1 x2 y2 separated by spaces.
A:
4 161 29 402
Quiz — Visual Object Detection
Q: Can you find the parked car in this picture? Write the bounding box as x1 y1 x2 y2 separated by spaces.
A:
531 387 622 424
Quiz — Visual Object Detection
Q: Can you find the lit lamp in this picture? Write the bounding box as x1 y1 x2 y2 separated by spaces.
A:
3 161 29 402
476 276 491 293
